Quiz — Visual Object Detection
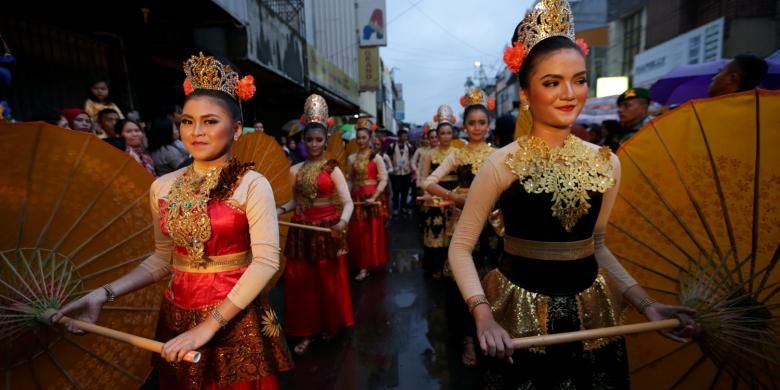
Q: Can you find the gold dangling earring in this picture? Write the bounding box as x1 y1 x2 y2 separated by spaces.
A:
522 104 530 111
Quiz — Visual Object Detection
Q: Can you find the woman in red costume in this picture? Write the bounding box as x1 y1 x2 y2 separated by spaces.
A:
56 53 293 389
346 118 389 281
278 94 355 355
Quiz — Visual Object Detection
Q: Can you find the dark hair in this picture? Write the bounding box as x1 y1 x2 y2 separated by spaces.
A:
185 89 242 123
732 55 769 91
147 118 176 152
356 127 371 136
463 104 489 121
436 123 453 133
515 36 583 89
303 122 327 137
97 108 119 120
114 118 141 136
398 128 409 135
427 128 438 138
87 79 112 102
36 107 64 125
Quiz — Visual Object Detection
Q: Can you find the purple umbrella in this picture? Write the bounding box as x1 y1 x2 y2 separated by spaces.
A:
650 59 780 105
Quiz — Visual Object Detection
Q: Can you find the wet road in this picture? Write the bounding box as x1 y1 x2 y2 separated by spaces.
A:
279 213 478 390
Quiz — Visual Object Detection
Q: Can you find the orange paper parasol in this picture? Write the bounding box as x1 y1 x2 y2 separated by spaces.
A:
0 122 165 388
324 129 347 172
607 90 779 388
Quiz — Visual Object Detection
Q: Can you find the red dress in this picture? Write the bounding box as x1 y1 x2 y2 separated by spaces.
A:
284 162 354 337
155 199 292 390
348 154 388 269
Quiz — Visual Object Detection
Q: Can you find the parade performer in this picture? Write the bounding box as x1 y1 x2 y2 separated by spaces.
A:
346 118 389 281
449 1 696 388
278 94 355 355
56 53 293 389
420 105 459 278
411 121 436 192
423 88 498 367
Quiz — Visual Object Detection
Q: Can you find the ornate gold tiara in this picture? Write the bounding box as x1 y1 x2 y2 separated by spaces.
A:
183 52 255 101
461 87 488 107
504 0 588 73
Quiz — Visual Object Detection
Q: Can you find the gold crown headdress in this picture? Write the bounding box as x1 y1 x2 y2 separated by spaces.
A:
503 0 589 73
355 117 377 132
183 52 256 101
303 94 329 126
459 87 496 111
433 104 456 125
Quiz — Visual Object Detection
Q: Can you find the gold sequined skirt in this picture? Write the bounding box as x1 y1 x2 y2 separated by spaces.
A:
482 268 626 353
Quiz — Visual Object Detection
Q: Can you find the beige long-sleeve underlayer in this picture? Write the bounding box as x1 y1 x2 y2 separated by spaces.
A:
347 153 389 194
422 152 459 190
448 141 638 301
279 161 355 222
139 168 281 309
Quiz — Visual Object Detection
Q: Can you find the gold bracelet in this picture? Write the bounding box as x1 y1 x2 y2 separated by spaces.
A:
467 295 489 313
211 308 228 328
637 296 657 313
102 284 116 302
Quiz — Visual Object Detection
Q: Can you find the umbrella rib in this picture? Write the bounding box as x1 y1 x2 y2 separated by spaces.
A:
33 136 91 250
644 285 679 297
630 343 692 373
670 355 708 390
66 191 150 263
78 253 152 282
749 89 761 293
616 194 697 262
61 336 142 383
72 223 152 272
650 117 725 259
15 124 43 250
707 365 725 390
755 245 779 299
614 253 679 283
44 158 132 261
44 350 84 390
609 222 686 273
621 150 710 256
690 103 741 265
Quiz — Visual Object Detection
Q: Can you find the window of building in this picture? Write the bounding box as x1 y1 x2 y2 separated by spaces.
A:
622 10 642 76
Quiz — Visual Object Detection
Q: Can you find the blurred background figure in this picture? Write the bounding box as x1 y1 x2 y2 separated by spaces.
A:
708 55 769 97
617 88 651 145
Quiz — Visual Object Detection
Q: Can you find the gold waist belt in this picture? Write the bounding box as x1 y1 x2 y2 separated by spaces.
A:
441 175 457 182
173 251 250 273
360 179 378 186
503 236 594 261
311 198 334 206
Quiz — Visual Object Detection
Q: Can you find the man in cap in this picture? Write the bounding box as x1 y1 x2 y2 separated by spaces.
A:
617 87 651 144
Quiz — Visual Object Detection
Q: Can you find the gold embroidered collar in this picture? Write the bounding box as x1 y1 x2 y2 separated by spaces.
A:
295 159 328 208
505 135 615 231
456 142 494 174
166 164 222 267
351 150 372 183
431 146 456 165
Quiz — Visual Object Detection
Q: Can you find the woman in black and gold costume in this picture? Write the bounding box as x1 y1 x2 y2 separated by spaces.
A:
420 105 459 279
449 1 695 388
424 88 498 367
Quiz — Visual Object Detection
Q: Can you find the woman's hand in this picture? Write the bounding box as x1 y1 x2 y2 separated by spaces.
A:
644 303 698 342
451 193 467 208
161 322 218 363
473 305 514 362
331 220 348 239
51 288 108 334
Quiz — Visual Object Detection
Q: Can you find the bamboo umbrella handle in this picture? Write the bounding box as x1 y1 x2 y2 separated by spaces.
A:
512 319 681 349
278 220 332 233
42 309 200 363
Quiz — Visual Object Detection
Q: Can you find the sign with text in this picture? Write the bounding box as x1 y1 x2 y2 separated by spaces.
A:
359 47 380 91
